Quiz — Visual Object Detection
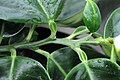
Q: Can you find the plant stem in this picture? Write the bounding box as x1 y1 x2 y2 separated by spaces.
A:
10 48 16 57
0 34 54 52
0 35 3 44
9 48 16 80
32 48 67 76
110 45 116 62
23 24 36 42
0 35 114 52
33 48 50 58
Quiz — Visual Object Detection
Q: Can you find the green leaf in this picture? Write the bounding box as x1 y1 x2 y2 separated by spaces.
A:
83 0 101 32
65 58 120 80
0 56 51 80
99 0 120 34
67 26 89 39
47 47 80 80
104 7 120 38
71 26 88 36
56 0 86 27
47 46 106 80
81 46 106 59
56 0 120 27
56 0 100 27
0 0 65 23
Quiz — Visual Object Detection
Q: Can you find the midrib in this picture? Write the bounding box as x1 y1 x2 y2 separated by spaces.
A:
83 62 94 80
9 56 16 80
36 0 50 19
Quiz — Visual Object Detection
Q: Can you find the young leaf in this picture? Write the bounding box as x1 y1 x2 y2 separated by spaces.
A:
104 8 120 38
65 58 120 80
49 20 57 33
83 0 101 32
67 26 89 39
0 56 51 80
0 0 65 23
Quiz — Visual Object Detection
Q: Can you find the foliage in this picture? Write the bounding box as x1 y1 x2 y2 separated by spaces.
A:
0 0 120 80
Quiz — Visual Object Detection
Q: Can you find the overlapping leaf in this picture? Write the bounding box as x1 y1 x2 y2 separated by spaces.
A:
0 0 65 23
47 46 106 80
104 7 120 38
0 56 51 80
65 58 120 80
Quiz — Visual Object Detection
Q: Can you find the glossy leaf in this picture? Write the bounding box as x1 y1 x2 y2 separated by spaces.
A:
56 0 120 27
104 7 120 38
47 47 80 80
71 26 88 36
83 0 101 32
65 58 120 80
0 0 65 23
56 0 86 27
0 56 51 80
67 26 89 39
47 46 106 80
99 0 120 34
56 0 100 27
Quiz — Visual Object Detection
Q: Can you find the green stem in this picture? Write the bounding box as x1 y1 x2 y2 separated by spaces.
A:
0 35 3 44
32 48 67 76
23 24 36 42
10 48 16 57
9 48 16 80
0 23 4 44
32 48 50 58
79 40 100 44
110 45 116 62
0 35 113 53
0 34 54 52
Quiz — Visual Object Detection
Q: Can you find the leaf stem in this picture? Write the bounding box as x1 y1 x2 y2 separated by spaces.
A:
31 48 67 76
110 45 116 62
0 34 55 52
0 35 3 44
0 35 114 53
9 48 16 80
32 48 50 58
23 24 36 42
